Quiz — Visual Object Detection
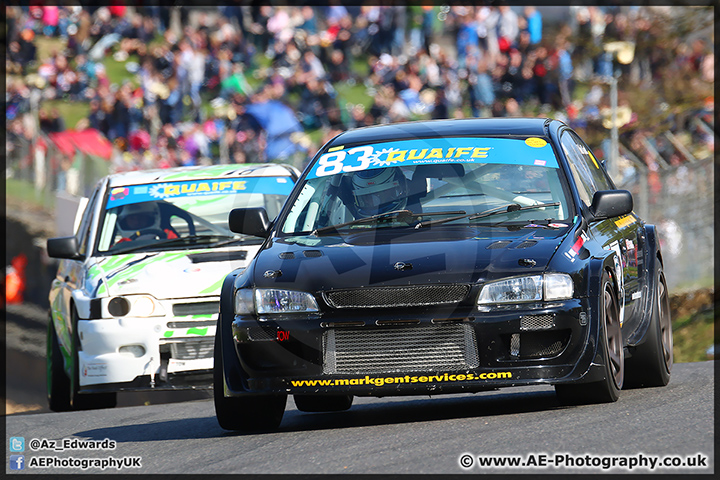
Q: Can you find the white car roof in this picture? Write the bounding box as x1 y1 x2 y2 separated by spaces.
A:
106 164 298 188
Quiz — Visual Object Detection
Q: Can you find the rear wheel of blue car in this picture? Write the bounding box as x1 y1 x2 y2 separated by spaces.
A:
556 272 623 404
213 334 287 431
294 394 354 412
47 320 72 412
624 267 673 388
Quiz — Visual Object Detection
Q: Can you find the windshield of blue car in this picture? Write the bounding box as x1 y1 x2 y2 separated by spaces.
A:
96 176 292 253
280 136 574 235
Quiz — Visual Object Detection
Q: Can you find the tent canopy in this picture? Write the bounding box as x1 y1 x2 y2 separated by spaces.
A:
47 129 113 160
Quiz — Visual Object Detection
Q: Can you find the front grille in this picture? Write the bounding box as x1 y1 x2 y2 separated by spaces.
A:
167 320 216 329
247 326 275 341
323 284 470 309
508 330 570 359
520 314 555 331
172 301 219 316
170 338 214 360
322 324 479 374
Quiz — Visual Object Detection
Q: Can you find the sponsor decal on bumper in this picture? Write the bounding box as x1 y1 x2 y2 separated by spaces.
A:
288 371 513 388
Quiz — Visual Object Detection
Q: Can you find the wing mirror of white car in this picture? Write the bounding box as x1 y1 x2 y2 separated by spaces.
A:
47 236 83 260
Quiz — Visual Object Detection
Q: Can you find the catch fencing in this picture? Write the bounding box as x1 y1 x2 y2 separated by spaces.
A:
616 150 714 292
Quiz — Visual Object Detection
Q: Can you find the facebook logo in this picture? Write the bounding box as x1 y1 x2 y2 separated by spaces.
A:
10 455 25 470
10 437 25 452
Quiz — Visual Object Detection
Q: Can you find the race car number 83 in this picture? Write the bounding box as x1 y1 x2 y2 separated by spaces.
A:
316 146 374 177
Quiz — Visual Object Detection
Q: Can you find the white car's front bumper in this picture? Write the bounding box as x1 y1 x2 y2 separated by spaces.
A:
77 316 216 388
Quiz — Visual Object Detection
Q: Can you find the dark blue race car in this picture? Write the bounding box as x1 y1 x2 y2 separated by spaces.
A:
214 118 673 431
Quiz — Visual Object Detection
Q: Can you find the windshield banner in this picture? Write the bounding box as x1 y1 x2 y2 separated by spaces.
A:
107 177 294 208
307 137 559 179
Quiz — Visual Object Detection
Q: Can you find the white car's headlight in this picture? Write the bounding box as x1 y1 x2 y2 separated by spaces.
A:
102 295 165 318
478 274 573 305
235 288 319 315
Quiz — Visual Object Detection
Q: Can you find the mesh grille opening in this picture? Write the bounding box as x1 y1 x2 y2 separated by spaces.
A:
170 338 214 360
520 314 555 331
172 301 219 316
515 240 538 248
323 324 479 374
516 330 570 359
167 320 216 329
323 284 470 309
487 240 512 249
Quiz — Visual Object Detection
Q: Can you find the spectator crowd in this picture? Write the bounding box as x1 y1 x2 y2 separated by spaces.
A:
6 5 714 180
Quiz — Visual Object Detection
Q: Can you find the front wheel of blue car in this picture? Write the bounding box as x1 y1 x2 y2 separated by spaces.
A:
213 334 287 431
624 267 673 388
556 272 623 404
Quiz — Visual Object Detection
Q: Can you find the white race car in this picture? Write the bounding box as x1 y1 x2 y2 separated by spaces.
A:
46 163 298 410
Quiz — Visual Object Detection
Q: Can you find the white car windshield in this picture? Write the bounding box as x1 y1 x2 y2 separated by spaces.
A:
97 176 292 253
280 136 573 235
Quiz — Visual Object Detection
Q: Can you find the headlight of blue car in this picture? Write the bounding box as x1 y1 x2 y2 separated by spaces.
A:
235 288 319 315
478 273 573 305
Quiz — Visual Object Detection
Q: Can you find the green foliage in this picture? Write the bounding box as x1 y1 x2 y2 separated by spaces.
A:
5 178 55 210
101 54 141 88
42 99 90 131
672 309 715 363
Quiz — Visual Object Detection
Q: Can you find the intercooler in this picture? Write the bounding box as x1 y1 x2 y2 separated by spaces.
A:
322 324 479 374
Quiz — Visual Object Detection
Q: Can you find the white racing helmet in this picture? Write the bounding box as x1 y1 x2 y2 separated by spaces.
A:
116 202 162 238
350 167 408 216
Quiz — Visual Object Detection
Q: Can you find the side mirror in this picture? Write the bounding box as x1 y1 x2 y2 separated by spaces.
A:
589 190 633 221
228 207 270 237
47 236 82 259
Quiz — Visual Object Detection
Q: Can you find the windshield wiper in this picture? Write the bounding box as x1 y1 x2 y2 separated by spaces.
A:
110 234 235 254
211 236 266 248
415 202 561 229
312 210 465 236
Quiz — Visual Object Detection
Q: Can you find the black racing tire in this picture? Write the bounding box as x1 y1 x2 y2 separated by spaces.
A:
624 267 673 388
556 272 623 404
294 394 354 412
213 333 286 431
69 306 117 410
47 320 72 412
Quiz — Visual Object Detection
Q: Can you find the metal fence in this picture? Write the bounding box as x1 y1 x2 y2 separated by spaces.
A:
6 128 109 211
616 153 714 292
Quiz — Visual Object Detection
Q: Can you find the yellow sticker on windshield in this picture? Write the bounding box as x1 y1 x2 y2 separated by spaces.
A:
525 138 547 148
589 152 600 169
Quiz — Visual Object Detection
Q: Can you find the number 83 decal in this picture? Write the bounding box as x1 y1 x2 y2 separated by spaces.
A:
315 146 374 177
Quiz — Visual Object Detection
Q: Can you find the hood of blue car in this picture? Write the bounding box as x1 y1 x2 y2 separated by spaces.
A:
251 227 570 292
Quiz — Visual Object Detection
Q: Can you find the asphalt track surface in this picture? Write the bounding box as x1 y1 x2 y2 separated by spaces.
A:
5 357 714 474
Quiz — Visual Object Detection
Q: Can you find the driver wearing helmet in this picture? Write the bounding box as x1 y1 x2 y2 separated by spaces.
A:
114 202 178 244
349 167 408 217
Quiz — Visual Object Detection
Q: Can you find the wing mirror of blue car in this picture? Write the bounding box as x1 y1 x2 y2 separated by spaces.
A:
228 207 270 237
47 236 83 259
588 190 634 221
